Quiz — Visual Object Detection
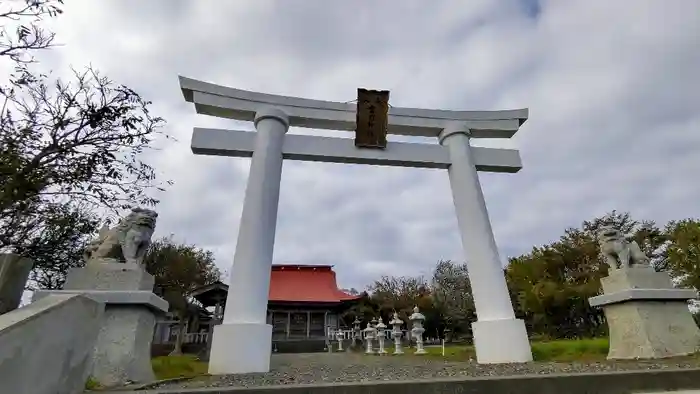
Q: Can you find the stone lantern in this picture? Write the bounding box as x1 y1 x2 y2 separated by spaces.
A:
336 329 345 351
409 306 427 355
352 317 361 349
376 318 387 354
363 323 376 354
389 311 404 355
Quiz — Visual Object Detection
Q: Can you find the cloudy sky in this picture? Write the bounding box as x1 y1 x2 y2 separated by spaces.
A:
32 0 700 290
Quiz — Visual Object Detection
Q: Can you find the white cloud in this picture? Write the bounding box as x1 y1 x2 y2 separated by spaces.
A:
26 0 700 290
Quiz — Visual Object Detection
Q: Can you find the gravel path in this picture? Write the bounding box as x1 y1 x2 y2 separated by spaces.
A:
147 353 700 390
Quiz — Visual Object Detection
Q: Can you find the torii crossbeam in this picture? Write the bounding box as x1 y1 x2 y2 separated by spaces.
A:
191 128 522 171
180 76 533 374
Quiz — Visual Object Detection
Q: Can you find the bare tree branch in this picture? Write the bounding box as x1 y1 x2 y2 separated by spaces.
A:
0 0 63 64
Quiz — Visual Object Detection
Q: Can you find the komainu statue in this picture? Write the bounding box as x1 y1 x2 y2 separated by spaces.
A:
598 225 651 270
83 207 158 268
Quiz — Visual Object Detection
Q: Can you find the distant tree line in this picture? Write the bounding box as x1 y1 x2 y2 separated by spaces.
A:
342 211 700 341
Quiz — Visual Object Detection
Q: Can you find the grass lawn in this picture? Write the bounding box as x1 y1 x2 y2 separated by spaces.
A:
152 355 209 380
531 337 609 361
413 337 610 362
85 356 209 390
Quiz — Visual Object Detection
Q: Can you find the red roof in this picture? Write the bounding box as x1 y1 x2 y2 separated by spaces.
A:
268 265 361 303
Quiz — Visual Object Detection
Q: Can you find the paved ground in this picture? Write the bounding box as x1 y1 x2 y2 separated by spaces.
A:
146 352 700 390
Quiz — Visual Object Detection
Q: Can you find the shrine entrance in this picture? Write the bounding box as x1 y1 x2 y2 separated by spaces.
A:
180 76 534 374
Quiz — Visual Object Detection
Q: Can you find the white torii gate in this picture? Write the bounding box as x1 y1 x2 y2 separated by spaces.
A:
180 76 533 374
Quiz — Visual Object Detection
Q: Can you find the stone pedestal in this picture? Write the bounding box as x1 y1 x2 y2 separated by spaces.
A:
33 262 168 387
589 267 700 360
0 254 33 315
64 260 153 290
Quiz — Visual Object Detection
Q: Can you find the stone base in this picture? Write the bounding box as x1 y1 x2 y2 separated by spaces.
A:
208 323 273 374
600 266 673 292
33 290 168 315
472 318 533 363
35 264 169 386
63 261 154 291
32 290 168 387
92 304 157 386
604 300 700 359
588 267 700 360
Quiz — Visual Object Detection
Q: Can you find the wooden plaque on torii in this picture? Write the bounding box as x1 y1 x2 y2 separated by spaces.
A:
355 88 390 149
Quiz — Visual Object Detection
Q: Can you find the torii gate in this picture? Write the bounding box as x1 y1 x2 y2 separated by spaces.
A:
179 76 533 374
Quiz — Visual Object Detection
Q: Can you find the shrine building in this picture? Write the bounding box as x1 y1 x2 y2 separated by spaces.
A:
154 264 361 353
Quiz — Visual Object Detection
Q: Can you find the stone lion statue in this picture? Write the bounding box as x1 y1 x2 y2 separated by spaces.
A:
83 207 158 267
598 225 650 270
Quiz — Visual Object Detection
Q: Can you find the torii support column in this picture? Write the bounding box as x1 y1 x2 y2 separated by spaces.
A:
439 124 532 363
208 108 289 374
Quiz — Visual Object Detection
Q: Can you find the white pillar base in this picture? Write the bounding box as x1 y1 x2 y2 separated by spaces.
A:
472 318 533 364
207 323 273 374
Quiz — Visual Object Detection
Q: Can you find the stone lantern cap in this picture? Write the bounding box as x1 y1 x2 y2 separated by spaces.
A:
363 323 375 334
376 318 386 330
409 306 425 321
389 312 403 326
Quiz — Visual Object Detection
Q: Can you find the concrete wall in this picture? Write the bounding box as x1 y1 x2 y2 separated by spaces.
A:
0 294 104 394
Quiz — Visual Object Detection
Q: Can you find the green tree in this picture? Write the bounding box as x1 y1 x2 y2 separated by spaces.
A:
15 203 98 289
367 275 433 322
506 231 607 339
506 211 663 339
144 237 221 355
364 275 442 340
341 291 380 327
663 219 700 292
430 260 475 340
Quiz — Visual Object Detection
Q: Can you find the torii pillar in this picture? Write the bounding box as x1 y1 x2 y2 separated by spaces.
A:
439 124 530 360
180 76 533 374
